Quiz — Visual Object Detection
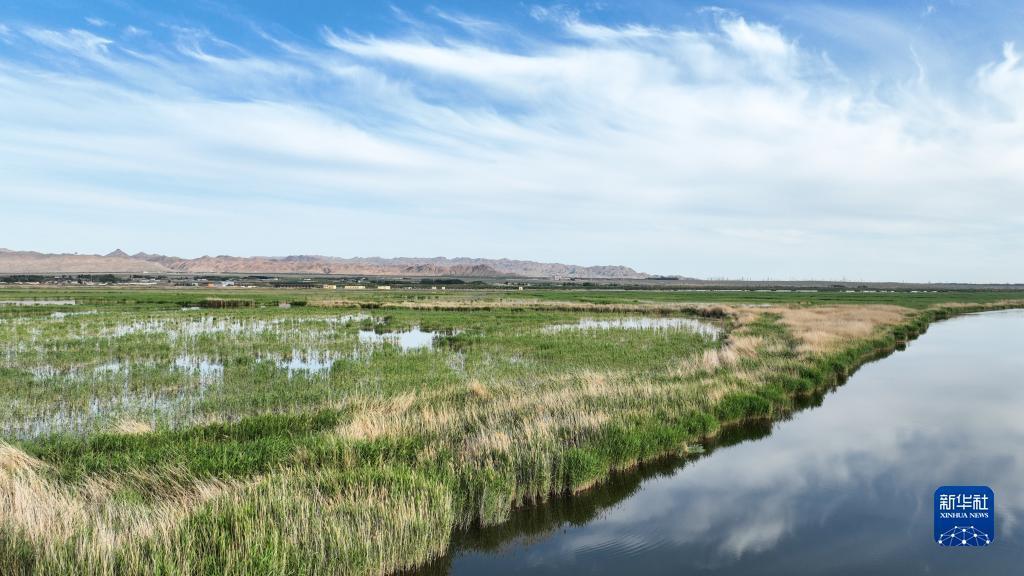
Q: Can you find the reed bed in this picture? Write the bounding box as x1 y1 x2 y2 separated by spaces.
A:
1 289 1021 575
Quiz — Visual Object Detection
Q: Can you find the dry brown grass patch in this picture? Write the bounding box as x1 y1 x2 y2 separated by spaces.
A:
339 392 419 440
0 451 234 559
113 419 153 435
467 379 489 400
0 442 45 474
773 305 911 354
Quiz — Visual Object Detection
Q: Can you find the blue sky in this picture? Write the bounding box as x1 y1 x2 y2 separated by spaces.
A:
1 1 1022 281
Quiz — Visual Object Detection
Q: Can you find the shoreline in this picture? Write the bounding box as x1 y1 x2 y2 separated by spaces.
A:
396 302 1024 575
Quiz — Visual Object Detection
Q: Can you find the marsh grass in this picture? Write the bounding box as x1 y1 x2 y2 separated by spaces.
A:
0 288 1021 575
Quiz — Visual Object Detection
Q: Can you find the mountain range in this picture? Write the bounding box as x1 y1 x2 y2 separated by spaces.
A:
0 249 647 279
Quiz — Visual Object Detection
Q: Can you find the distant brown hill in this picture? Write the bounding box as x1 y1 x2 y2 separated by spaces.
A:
0 249 647 279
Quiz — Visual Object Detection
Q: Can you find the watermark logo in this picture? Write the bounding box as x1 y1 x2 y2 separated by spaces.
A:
934 486 994 547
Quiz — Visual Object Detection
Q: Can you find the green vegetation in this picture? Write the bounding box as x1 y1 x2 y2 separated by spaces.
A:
0 287 1021 575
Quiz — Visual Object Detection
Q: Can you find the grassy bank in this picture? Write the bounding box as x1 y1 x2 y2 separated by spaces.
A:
0 288 1021 574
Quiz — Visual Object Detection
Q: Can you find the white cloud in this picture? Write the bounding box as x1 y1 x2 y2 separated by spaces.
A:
23 28 113 60
978 42 1024 117
721 17 791 59
719 17 798 81
426 7 506 35
528 5 571 23
0 14 1022 280
563 20 658 42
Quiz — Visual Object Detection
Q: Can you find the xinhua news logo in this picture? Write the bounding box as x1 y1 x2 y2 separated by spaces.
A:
934 486 994 547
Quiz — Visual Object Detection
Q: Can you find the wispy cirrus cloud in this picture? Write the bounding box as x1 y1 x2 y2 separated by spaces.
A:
22 27 113 59
0 5 1022 281
978 42 1024 115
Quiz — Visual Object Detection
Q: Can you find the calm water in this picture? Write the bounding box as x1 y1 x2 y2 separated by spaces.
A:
425 309 1024 574
358 327 450 350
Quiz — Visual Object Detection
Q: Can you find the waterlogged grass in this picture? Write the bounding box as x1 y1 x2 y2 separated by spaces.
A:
0 288 1022 575
0 303 731 439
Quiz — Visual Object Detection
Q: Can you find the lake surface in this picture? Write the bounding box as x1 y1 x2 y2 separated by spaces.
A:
424 309 1024 574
